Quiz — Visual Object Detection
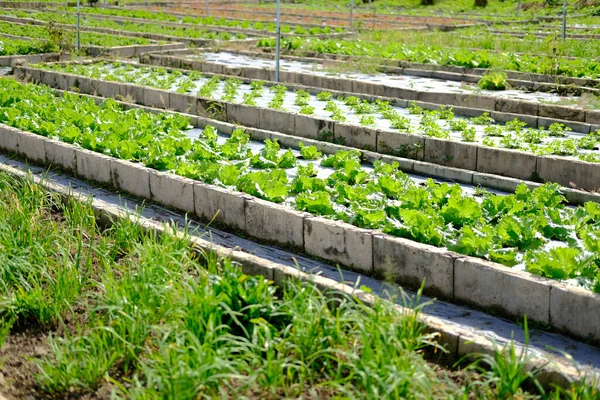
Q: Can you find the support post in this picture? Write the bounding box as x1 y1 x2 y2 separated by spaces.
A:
562 0 567 40
205 0 210 16
516 0 521 17
275 0 281 82
350 0 354 30
76 0 81 52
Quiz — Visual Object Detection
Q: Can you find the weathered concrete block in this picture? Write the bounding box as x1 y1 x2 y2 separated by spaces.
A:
0 124 20 153
472 173 524 194
538 104 585 122
352 80 385 97
327 77 353 93
384 86 418 101
194 182 247 230
45 139 77 172
110 158 151 199
413 161 473 183
259 108 295 135
495 98 538 117
304 217 373 273
372 234 455 299
294 114 334 140
537 156 600 191
550 282 600 343
477 147 538 181
423 138 478 170
227 102 259 128
119 83 145 104
334 123 377 151
197 98 226 121
378 154 415 172
169 92 196 114
41 70 57 88
27 67 42 84
17 131 46 163
454 258 551 324
244 67 271 81
75 148 112 184
453 106 487 118
149 171 195 213
456 94 496 111
296 72 321 88
245 198 305 248
143 87 170 109
417 91 457 106
586 110 600 125
377 130 424 160
96 80 120 100
72 76 93 95
490 111 537 128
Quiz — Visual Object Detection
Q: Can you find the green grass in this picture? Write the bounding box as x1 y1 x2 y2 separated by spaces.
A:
0 172 598 398
0 173 489 397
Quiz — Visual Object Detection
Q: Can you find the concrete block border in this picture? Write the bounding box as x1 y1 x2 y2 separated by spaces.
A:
16 61 600 192
0 52 66 67
2 109 600 344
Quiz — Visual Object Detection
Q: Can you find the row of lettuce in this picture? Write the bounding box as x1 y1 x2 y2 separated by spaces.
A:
37 61 600 163
256 36 600 79
3 9 248 41
0 20 153 49
0 37 58 56
56 6 344 35
1 77 600 292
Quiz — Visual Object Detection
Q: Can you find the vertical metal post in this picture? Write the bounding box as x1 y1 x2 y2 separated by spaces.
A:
76 0 81 52
562 0 567 40
103 0 107 8
349 0 354 30
516 0 520 17
275 0 281 82
205 0 210 16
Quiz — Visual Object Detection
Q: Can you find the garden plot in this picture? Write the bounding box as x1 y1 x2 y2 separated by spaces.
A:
178 50 583 105
153 47 600 100
6 77 600 344
52 7 349 38
0 11 259 46
0 36 66 66
0 20 183 57
25 60 600 192
253 36 600 82
143 3 480 30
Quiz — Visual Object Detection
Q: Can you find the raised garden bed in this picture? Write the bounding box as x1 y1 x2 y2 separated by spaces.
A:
251 35 600 82
0 19 185 57
145 48 600 106
17 60 600 192
3 76 600 346
48 7 351 38
0 13 259 47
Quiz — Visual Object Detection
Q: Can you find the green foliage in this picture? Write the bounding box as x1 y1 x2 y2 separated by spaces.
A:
477 71 508 90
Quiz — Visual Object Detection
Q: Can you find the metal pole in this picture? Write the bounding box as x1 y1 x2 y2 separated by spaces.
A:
76 0 80 52
516 0 520 17
103 0 107 8
561 0 567 40
275 0 281 82
205 0 210 16
349 0 354 30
